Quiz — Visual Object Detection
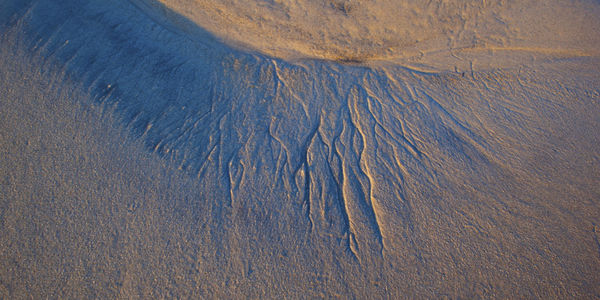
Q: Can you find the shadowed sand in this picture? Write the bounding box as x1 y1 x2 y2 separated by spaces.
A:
1 0 600 298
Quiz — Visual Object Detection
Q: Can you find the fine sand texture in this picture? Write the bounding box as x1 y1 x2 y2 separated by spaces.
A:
1 0 599 298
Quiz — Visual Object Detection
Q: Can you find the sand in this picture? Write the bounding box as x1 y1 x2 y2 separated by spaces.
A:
1 0 599 298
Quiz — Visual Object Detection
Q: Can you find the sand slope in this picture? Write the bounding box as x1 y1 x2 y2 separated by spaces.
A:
140 0 600 70
1 0 599 298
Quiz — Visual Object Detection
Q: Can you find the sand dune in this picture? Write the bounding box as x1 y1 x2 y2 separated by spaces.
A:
1 0 599 298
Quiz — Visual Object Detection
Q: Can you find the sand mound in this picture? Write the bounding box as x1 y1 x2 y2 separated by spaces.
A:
138 0 600 70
